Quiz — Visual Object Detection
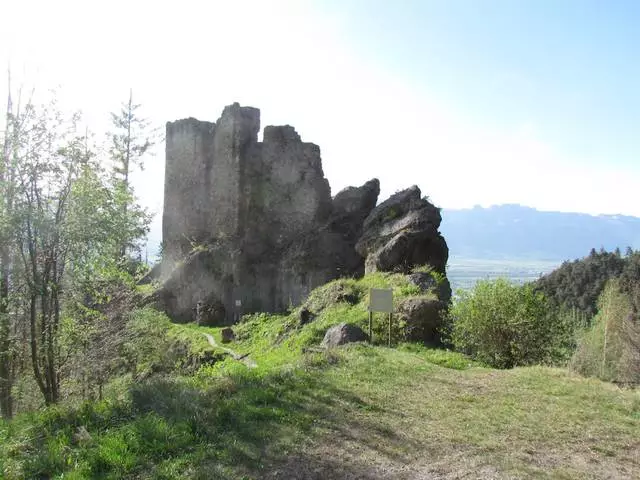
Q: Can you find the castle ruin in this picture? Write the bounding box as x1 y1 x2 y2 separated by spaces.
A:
158 103 448 324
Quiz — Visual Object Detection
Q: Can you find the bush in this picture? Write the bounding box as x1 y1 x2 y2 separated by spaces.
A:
570 280 640 385
448 279 572 368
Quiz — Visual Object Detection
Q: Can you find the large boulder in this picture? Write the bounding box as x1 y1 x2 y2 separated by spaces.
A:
356 186 448 275
397 297 447 345
321 323 368 348
330 179 380 238
322 179 380 277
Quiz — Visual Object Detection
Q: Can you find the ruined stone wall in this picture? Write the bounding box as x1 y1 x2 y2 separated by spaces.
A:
209 104 260 240
160 103 449 325
163 118 215 262
161 103 343 320
241 125 332 258
163 104 262 264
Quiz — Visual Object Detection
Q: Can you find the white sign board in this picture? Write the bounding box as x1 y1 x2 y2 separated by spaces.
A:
369 288 393 313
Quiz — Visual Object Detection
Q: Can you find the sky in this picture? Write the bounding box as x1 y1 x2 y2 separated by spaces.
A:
1 0 639 255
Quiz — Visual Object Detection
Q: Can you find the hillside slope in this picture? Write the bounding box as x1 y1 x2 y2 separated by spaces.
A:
1 273 638 479
534 249 640 317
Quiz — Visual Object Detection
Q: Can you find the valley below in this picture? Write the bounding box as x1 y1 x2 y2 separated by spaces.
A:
447 257 561 292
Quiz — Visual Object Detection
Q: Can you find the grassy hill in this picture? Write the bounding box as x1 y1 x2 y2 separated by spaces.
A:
1 273 638 479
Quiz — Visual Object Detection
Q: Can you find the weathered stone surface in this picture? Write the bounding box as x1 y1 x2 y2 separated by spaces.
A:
406 272 452 304
331 179 380 228
138 263 162 285
156 244 236 324
298 307 315 326
357 186 448 275
397 298 447 345
327 179 380 276
221 327 235 343
160 104 340 322
163 107 259 264
159 104 449 325
199 301 226 326
72 426 92 446
321 323 368 348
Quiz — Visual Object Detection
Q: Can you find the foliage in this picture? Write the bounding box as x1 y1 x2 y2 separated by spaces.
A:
447 278 574 368
109 90 155 181
0 83 152 415
534 247 640 319
6 96 98 405
61 166 150 402
108 90 158 260
570 279 640 385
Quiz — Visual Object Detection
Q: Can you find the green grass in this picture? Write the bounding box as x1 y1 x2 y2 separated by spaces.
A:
1 272 638 479
135 283 157 297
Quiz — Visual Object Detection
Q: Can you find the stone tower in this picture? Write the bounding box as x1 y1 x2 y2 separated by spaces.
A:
158 103 448 325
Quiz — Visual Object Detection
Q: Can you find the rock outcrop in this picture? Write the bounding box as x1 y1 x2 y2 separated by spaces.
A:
397 297 447 345
356 186 448 275
157 103 449 324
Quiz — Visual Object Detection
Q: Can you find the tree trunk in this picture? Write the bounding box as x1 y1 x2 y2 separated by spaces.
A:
0 71 14 418
0 234 12 417
0 312 13 418
118 90 133 260
29 294 48 403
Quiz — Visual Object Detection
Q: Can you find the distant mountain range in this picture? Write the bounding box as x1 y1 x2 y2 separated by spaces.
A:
440 204 640 261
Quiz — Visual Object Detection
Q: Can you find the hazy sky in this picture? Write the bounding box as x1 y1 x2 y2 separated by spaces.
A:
1 0 639 253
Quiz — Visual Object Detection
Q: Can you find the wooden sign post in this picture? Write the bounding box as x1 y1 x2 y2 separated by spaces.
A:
368 288 394 346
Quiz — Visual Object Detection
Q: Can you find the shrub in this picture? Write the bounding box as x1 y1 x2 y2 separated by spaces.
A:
570 280 640 385
448 279 572 368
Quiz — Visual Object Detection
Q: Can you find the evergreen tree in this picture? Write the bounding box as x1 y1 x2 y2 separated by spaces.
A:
108 90 156 260
535 248 638 319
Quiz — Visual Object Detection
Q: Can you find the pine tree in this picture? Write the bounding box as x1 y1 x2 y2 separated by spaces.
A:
108 90 156 260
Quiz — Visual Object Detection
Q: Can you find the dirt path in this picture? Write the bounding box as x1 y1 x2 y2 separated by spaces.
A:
202 333 258 368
